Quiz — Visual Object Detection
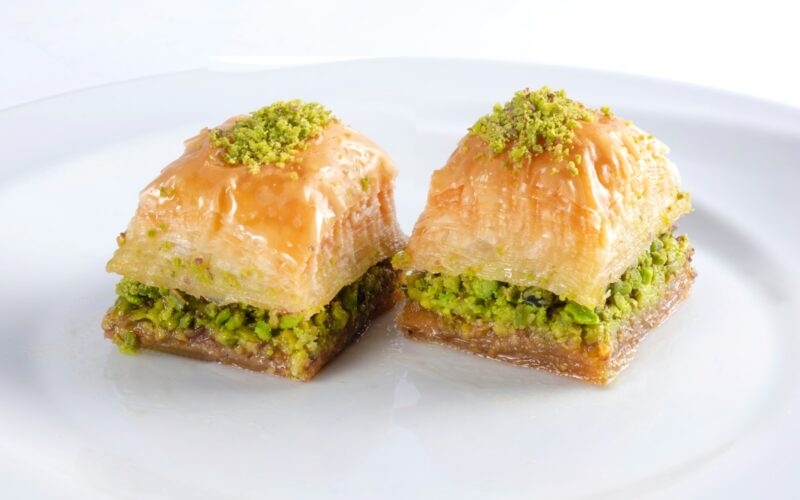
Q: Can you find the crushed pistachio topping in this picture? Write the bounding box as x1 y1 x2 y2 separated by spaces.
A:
210 100 335 174
468 86 598 172
399 232 690 351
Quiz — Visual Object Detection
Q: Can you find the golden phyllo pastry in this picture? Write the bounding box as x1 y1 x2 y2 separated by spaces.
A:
396 87 694 383
104 101 405 380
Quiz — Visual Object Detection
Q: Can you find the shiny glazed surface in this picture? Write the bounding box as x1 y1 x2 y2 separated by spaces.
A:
405 116 691 307
107 120 406 312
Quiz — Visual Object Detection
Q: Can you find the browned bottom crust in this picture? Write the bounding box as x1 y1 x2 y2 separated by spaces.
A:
397 261 696 384
103 274 399 381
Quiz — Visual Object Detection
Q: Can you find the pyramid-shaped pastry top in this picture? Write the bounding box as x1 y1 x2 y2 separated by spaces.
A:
109 102 405 313
405 89 690 307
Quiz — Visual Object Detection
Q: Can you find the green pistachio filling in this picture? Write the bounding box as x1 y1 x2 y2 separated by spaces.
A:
209 100 334 174
468 86 597 170
402 232 690 351
110 262 394 378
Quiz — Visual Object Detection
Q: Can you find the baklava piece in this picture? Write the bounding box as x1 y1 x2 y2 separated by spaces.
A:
395 88 694 384
103 101 406 380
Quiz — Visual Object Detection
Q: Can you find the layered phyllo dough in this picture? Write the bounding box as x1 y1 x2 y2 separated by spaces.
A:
104 101 406 380
395 87 694 383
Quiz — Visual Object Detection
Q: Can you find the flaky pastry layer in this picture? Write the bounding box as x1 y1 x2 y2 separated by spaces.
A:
107 121 406 312
404 117 690 308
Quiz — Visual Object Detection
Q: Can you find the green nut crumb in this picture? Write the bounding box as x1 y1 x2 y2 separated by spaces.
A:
215 308 232 326
279 313 303 329
224 310 245 331
254 320 272 342
564 302 599 325
468 86 594 169
118 331 138 355
111 262 396 379
566 161 579 176
403 231 690 348
391 250 411 270
209 100 334 174
600 106 613 117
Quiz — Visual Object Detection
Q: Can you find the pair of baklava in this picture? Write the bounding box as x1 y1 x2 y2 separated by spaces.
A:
103 89 694 383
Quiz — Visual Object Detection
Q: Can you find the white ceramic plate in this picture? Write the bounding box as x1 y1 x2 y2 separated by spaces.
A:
1 59 799 500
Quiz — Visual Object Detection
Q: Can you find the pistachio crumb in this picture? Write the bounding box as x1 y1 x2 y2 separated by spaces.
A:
209 100 334 174
118 331 138 355
468 86 594 169
567 161 579 176
600 106 613 117
390 250 411 270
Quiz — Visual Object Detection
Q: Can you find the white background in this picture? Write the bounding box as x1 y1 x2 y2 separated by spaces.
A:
2 0 800 110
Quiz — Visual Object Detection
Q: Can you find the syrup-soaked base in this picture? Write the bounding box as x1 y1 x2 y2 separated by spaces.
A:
397 261 696 384
103 274 399 381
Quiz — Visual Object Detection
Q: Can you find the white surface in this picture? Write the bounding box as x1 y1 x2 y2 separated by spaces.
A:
1 60 799 499
2 0 800 110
